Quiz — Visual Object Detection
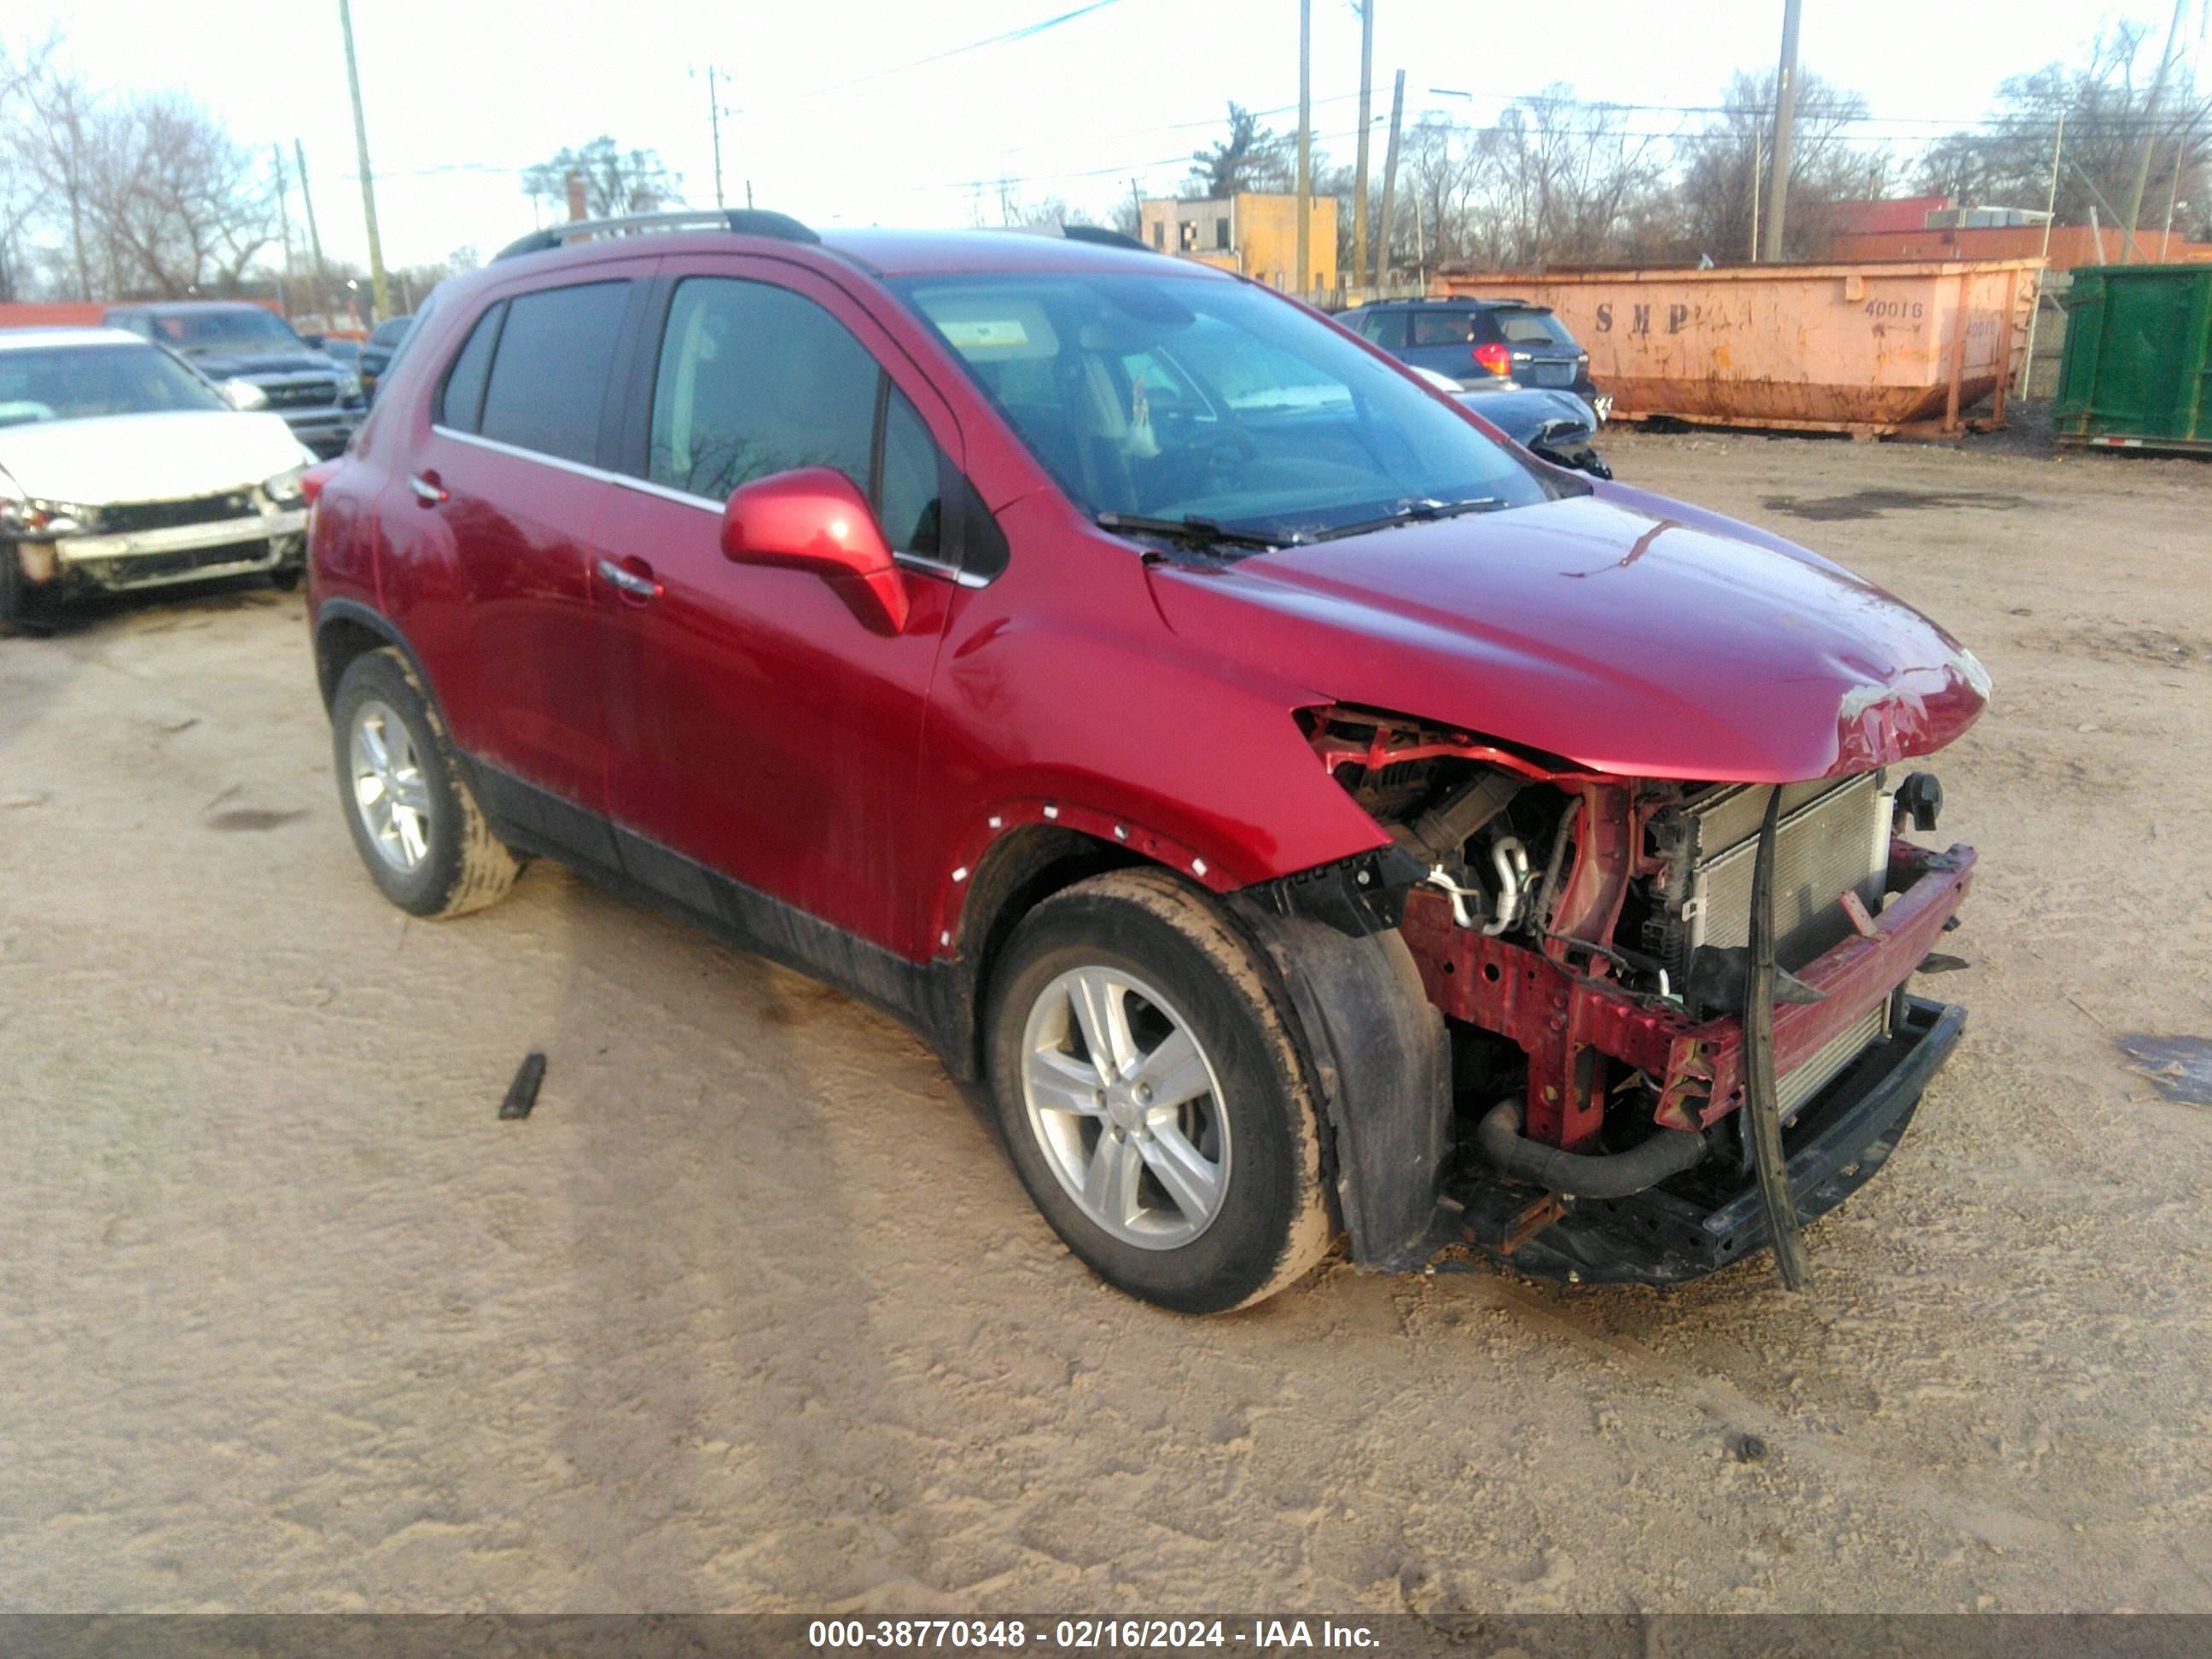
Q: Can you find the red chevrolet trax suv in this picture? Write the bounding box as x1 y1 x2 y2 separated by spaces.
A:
306 210 1987 1313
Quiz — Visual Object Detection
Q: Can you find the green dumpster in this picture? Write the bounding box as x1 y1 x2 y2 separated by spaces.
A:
2055 264 2212 453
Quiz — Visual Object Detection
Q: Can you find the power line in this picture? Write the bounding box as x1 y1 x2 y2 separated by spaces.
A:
788 0 1133 101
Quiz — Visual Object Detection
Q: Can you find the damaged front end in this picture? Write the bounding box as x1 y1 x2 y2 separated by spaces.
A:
1272 706 1976 1287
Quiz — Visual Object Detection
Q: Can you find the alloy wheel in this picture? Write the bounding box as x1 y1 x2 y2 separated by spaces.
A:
1020 965 1231 1249
348 699 432 872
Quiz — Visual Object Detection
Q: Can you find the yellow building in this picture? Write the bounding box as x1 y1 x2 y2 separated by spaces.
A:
1138 193 1339 295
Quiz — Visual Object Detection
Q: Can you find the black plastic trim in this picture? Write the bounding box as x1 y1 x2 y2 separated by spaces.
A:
1435 995 1968 1284
1229 897 1453 1266
469 759 962 1062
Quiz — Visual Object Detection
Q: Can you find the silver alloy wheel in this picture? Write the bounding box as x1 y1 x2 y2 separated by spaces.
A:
1020 965 1231 1250
348 698 432 872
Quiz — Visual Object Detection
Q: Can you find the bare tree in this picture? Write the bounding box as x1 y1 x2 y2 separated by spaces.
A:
1914 23 2209 236
0 34 59 300
522 137 683 220
89 93 276 295
1675 68 1876 262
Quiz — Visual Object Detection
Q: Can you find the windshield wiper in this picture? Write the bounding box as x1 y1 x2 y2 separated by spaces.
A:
1307 496 1507 544
1095 511 1299 551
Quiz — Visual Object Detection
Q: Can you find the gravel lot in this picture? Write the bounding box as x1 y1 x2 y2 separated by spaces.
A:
3 429 2209 1615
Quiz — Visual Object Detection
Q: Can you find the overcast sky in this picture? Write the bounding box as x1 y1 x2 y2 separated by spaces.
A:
20 0 2187 270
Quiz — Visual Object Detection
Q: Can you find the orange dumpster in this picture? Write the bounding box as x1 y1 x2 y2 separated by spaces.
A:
1436 259 2042 438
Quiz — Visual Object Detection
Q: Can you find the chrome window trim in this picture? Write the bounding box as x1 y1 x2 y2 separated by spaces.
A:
431 424 620 486
434 427 985 587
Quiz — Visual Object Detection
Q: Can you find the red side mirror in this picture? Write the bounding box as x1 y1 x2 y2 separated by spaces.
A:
720 467 909 631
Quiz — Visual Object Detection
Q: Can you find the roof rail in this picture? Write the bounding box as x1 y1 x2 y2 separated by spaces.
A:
493 207 820 262
1057 224 1153 253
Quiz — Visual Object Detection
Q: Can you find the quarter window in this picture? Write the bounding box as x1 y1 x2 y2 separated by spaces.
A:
1355 309 1405 347
876 387 943 559
475 281 630 465
436 301 502 432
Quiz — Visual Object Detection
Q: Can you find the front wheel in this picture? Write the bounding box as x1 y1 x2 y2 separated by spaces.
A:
985 869 1335 1313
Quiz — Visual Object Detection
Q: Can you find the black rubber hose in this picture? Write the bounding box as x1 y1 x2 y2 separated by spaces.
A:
1473 1098 1711 1199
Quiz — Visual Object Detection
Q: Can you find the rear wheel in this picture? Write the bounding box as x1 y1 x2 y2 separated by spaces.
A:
986 869 1335 1313
330 647 520 917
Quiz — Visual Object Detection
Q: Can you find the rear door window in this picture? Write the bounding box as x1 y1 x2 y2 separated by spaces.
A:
1410 311 1474 346
476 281 631 465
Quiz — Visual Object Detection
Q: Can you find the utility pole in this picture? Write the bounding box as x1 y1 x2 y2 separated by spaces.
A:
2160 134 2186 254
2119 0 2190 260
271 143 294 315
1129 177 1144 241
2019 111 2064 399
1761 0 1802 263
1373 69 1405 288
295 138 329 317
1295 0 1312 299
336 0 391 323
1353 0 1375 293
1748 129 1762 262
701 65 727 209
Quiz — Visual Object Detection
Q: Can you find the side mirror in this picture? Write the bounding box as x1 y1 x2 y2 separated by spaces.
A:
303 333 327 349
720 467 909 631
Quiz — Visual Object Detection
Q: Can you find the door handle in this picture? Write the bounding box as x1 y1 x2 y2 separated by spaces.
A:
596 557 662 602
408 473 447 505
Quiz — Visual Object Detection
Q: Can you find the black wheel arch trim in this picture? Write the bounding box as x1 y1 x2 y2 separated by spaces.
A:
312 597 439 710
1225 895 1453 1268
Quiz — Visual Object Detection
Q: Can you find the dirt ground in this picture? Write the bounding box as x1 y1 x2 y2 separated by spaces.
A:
3 428 2209 1617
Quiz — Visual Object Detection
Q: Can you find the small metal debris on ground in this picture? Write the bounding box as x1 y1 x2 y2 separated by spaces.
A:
2117 1034 2212 1108
500 1051 547 1120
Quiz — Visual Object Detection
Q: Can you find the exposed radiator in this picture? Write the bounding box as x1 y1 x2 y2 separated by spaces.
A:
1656 772 1895 1117
1685 773 1889 972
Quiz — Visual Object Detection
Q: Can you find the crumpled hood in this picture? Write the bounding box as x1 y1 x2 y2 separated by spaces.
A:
1147 486 1988 783
0 411 312 507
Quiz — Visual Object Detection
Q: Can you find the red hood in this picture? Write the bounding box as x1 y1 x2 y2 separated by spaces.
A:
1145 486 1988 783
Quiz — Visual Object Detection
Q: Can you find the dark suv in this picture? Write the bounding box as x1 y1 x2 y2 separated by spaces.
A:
103 301 365 457
1351 297 1602 411
304 210 1985 1313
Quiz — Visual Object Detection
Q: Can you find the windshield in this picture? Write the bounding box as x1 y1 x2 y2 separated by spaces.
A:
0 344 228 426
137 307 307 358
894 271 1563 541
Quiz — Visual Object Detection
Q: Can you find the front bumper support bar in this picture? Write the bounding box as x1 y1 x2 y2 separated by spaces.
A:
1430 995 1965 1284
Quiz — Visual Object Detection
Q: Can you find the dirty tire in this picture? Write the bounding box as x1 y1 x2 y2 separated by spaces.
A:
0 544 53 637
986 867 1335 1314
330 647 519 918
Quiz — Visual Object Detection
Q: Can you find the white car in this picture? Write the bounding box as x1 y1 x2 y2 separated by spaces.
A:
0 327 317 631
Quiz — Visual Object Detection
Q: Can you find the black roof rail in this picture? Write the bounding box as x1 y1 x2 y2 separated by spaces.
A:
493 207 820 262
1058 224 1153 253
